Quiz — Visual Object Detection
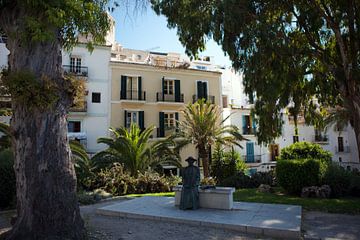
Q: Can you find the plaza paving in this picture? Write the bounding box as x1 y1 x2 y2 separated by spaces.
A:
97 196 302 239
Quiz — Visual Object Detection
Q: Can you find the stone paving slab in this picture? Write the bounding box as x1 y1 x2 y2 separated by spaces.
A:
97 196 302 239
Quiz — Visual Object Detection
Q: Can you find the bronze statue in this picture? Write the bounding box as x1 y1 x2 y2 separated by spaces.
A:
179 157 200 210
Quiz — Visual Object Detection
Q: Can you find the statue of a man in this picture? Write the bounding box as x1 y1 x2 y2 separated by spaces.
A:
179 157 200 210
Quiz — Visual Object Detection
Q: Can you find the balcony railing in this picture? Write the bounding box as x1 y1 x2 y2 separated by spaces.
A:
156 92 184 103
242 155 262 163
157 126 177 138
192 95 215 104
242 126 256 135
120 90 146 101
335 146 351 153
69 100 87 112
63 65 88 77
313 134 329 143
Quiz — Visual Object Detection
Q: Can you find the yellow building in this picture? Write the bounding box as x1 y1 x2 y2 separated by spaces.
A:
110 49 222 168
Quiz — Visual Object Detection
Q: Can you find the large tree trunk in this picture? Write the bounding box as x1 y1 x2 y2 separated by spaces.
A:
2 11 86 240
349 97 360 163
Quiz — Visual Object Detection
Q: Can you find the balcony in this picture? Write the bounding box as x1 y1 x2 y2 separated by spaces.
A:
69 100 87 113
335 146 351 153
242 126 256 135
67 132 87 148
157 126 177 138
156 92 184 103
313 134 329 144
242 155 262 163
192 95 215 104
120 90 146 101
63 65 88 77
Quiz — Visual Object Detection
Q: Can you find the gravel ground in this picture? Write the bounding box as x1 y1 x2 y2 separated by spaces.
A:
2 199 360 240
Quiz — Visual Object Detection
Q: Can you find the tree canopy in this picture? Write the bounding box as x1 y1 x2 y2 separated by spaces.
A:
151 0 360 159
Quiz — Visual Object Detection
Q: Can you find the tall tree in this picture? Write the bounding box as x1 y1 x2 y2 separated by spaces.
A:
151 0 360 161
0 1 110 239
173 100 245 177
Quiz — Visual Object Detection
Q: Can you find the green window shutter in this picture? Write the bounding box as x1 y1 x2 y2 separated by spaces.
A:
242 115 246 134
138 76 142 100
124 110 128 127
162 77 165 101
120 75 127 99
203 82 208 100
175 80 181 102
175 112 179 132
139 111 144 131
197 81 203 100
159 112 165 137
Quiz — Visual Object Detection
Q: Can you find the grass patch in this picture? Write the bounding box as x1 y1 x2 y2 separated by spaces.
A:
126 192 175 198
234 188 360 214
126 188 360 214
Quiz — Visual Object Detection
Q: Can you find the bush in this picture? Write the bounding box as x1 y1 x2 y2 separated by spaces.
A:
349 174 360 197
251 171 276 187
219 172 254 188
280 142 332 161
92 163 180 196
211 147 247 183
0 149 16 209
322 163 351 197
276 159 320 195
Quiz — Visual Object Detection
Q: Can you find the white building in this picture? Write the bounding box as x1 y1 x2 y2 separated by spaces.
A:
220 67 360 171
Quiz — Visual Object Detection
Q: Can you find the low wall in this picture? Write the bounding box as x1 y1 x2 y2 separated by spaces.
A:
173 185 235 210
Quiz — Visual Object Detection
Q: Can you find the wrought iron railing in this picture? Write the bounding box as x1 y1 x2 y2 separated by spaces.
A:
156 92 184 103
63 65 88 77
192 95 215 104
120 90 146 101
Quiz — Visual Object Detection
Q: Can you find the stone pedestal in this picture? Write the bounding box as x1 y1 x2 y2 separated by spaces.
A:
173 185 235 210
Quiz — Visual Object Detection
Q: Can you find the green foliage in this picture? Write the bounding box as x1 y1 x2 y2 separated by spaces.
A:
2 71 59 109
219 171 275 189
0 149 15 209
276 159 320 195
349 174 360 197
280 142 332 162
322 163 352 197
1 0 110 50
280 142 331 179
93 124 181 176
211 146 247 183
77 189 112 205
151 0 360 146
92 163 179 196
174 99 245 177
0 122 11 151
200 177 217 186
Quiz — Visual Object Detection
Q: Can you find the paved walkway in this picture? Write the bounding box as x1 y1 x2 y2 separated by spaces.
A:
97 196 302 239
303 211 360 240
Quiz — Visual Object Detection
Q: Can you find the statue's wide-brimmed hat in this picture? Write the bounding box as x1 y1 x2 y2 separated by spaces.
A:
185 157 197 163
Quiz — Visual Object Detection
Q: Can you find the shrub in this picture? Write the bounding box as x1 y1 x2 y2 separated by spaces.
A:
200 177 217 186
211 147 247 183
349 174 360 197
0 149 16 209
219 172 254 188
251 171 276 187
322 163 351 197
280 142 332 161
92 163 179 196
276 159 320 195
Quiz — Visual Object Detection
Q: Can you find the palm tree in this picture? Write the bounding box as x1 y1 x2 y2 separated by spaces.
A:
92 124 181 176
173 99 246 177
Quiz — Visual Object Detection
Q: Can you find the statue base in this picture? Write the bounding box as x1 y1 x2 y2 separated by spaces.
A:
173 185 235 210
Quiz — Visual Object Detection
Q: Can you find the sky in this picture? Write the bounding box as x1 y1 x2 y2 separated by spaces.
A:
110 4 231 67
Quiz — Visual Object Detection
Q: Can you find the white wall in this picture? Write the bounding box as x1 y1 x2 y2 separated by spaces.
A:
0 43 9 70
62 45 111 153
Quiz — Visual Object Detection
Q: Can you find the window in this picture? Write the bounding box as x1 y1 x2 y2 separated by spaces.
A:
164 79 174 95
68 121 81 133
195 65 207 70
164 113 176 129
222 95 228 108
70 57 82 73
92 92 101 103
338 137 344 152
293 136 299 143
126 111 138 128
127 76 138 91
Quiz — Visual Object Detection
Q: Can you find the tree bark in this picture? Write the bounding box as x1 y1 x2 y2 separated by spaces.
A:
1 7 86 240
349 96 360 163
199 147 210 178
